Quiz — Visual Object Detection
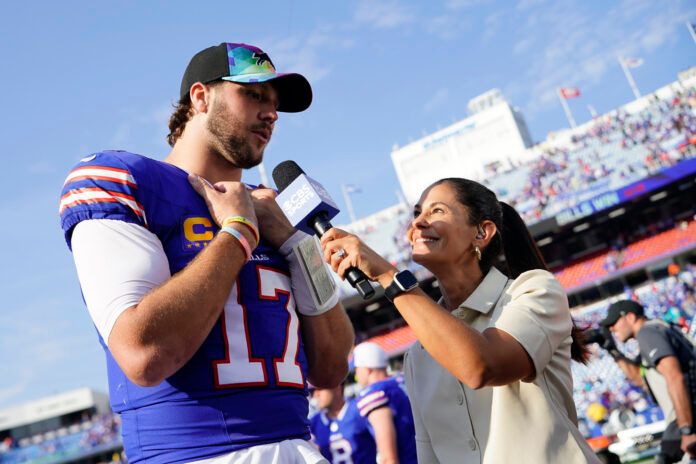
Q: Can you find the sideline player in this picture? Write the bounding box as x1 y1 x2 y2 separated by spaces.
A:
59 42 354 463
353 343 417 464
311 384 377 464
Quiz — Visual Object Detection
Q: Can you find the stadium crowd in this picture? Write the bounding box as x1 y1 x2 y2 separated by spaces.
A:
341 83 696 299
0 413 123 464
485 83 696 224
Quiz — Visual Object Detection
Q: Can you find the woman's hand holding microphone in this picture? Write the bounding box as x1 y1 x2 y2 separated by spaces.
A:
319 228 398 288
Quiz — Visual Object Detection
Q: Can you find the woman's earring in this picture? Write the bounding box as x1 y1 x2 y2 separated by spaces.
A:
474 245 482 261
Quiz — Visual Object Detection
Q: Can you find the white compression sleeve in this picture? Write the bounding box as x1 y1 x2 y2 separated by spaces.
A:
71 219 171 343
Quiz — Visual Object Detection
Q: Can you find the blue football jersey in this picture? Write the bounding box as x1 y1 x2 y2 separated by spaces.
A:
356 377 417 464
59 151 310 463
310 399 376 464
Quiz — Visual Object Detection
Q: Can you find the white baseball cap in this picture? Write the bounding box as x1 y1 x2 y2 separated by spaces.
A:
352 342 388 369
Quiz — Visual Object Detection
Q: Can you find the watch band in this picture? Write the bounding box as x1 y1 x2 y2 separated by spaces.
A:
384 270 418 302
680 425 693 436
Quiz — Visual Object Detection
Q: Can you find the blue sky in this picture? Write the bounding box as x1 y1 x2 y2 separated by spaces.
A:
0 0 694 409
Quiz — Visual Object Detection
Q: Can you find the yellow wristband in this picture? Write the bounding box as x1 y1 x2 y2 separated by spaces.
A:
221 216 260 245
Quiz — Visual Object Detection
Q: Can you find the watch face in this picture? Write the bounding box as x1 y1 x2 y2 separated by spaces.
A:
395 270 418 291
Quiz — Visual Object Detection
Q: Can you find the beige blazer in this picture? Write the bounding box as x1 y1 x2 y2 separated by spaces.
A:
404 267 600 463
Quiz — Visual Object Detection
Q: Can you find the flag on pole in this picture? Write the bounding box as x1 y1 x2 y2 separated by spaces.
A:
556 88 578 128
618 56 642 99
622 57 644 68
343 184 362 194
559 87 580 99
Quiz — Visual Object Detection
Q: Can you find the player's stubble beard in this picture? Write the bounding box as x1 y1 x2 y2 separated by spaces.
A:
206 95 267 170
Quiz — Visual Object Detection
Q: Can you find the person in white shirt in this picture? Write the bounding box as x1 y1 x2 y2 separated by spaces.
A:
319 177 600 463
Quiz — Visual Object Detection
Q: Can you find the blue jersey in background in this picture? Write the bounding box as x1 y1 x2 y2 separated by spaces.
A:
356 376 417 464
310 399 377 464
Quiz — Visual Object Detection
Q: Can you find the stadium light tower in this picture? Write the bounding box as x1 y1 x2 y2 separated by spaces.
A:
341 183 360 224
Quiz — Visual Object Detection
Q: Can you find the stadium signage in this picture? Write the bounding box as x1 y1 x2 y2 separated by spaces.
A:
556 191 621 226
554 158 696 227
423 122 476 150
618 157 696 201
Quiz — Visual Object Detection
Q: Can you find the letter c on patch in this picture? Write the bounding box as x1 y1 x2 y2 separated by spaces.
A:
184 217 214 242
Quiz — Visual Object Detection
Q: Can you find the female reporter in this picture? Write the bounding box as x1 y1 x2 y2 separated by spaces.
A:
320 178 600 463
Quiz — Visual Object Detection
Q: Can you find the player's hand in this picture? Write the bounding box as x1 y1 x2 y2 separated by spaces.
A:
250 187 295 249
682 433 696 456
320 228 396 284
188 174 257 231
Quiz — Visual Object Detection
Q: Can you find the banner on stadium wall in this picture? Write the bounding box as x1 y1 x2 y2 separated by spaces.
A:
618 157 696 201
556 190 623 226
554 157 696 227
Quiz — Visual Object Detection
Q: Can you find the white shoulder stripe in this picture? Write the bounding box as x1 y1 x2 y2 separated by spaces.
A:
59 188 148 226
357 390 385 408
64 166 137 187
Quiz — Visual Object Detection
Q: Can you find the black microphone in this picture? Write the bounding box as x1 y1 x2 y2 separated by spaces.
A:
273 160 375 299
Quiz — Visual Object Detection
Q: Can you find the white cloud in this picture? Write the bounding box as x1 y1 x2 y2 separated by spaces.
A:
426 15 471 40
108 103 172 154
263 26 356 85
354 0 416 29
424 88 450 113
516 0 696 115
482 10 507 42
0 373 31 407
512 36 534 55
0 296 95 375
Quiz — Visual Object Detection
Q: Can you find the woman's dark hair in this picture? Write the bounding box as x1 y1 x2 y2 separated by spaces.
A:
167 81 223 147
432 178 588 363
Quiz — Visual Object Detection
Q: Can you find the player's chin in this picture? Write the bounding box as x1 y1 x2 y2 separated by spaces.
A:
250 143 267 162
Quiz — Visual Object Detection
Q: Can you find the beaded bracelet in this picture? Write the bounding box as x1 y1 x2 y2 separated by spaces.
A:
219 226 253 262
221 216 260 245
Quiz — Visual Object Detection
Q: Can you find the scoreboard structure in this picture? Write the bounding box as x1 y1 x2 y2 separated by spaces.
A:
391 89 534 205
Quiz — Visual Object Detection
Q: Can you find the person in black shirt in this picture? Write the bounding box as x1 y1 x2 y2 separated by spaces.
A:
601 300 696 463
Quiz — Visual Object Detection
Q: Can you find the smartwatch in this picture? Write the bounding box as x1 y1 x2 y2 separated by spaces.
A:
384 270 419 302
680 425 693 436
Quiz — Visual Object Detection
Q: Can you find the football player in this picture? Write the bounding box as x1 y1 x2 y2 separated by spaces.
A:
311 384 377 464
353 343 417 464
59 42 354 463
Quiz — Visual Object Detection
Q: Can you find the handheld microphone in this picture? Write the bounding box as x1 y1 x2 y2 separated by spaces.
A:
273 160 375 299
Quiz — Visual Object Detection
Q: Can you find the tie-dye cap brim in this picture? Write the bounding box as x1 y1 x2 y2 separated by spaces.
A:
180 43 312 113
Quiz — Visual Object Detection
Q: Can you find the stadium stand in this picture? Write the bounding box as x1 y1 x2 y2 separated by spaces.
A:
0 389 123 464
484 84 696 226
555 220 696 292
0 413 123 464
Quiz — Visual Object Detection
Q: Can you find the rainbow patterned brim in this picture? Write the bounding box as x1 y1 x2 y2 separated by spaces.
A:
222 43 280 83
180 42 312 113
220 43 312 112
